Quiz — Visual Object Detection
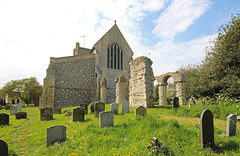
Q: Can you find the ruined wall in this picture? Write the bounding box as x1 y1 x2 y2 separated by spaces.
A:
40 54 97 108
129 56 154 108
115 75 128 104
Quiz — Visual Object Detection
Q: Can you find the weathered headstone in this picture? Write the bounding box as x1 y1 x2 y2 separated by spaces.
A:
16 112 27 119
46 125 66 147
16 103 22 111
0 113 9 125
121 100 130 113
135 106 146 117
172 97 179 109
4 105 11 110
94 102 105 118
73 107 85 122
80 104 88 114
110 103 119 114
54 107 62 114
200 109 214 148
0 139 8 155
10 106 17 115
40 107 53 120
226 114 237 137
28 104 35 107
100 111 114 128
64 110 72 116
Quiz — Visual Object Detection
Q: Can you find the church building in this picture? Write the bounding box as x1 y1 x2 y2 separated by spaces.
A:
40 23 133 108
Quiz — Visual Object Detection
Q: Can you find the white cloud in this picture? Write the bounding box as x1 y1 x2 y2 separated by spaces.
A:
152 0 212 39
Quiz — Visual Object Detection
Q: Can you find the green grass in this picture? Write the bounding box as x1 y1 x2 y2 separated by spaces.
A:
0 104 240 156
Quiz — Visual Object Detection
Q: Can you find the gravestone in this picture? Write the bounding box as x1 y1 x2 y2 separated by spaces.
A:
4 105 11 110
54 107 62 114
121 100 130 113
64 110 72 116
16 103 22 111
172 97 179 109
200 109 214 148
46 125 66 147
73 107 85 122
0 113 9 125
111 103 119 114
0 139 8 156
94 102 105 118
40 107 53 120
135 106 146 117
16 112 27 119
100 111 114 128
28 104 35 107
80 104 88 115
10 106 17 115
226 114 237 137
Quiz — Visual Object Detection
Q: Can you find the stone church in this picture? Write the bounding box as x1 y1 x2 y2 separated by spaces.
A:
40 23 134 108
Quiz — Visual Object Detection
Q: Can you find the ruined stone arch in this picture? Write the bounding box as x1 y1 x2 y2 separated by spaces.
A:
155 72 186 105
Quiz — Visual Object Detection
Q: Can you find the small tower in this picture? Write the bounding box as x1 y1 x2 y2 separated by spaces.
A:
73 42 80 56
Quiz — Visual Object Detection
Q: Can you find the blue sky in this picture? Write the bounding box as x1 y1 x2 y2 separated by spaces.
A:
0 0 240 88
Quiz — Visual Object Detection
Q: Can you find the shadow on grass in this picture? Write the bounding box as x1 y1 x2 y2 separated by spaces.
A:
150 105 172 110
9 149 18 156
215 140 239 153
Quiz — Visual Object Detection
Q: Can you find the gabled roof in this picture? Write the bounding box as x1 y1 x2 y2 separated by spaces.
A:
90 23 133 55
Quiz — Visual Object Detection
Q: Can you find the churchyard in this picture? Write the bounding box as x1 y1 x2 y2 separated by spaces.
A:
0 98 240 156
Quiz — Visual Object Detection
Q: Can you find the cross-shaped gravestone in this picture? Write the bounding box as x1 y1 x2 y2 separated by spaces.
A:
200 109 214 148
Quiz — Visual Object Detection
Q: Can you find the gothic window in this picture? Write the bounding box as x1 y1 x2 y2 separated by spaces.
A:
107 43 123 70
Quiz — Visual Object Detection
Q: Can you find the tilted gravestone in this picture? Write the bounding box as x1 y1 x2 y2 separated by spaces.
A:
172 97 179 109
0 139 8 155
111 103 119 114
80 104 88 114
16 103 22 111
94 102 105 118
16 112 27 119
135 106 146 117
121 100 130 113
200 109 214 148
100 111 114 128
10 106 17 115
0 113 9 125
54 107 62 114
4 105 11 110
226 114 237 137
73 107 85 122
46 125 66 147
40 108 53 121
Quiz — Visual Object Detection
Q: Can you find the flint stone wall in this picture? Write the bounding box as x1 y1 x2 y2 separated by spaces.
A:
129 56 154 108
40 54 96 108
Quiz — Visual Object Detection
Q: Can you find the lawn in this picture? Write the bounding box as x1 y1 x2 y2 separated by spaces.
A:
0 104 240 156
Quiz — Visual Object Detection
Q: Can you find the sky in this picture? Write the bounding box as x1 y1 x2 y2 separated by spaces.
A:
0 0 240 88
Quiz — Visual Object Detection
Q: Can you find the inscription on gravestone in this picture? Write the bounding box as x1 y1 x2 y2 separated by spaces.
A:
0 139 8 155
0 113 9 125
121 100 130 113
226 114 237 137
111 103 119 114
135 106 146 117
73 107 85 122
200 109 214 148
47 125 66 147
172 97 179 109
100 111 114 128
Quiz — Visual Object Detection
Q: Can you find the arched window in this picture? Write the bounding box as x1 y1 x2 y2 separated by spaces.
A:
107 43 123 70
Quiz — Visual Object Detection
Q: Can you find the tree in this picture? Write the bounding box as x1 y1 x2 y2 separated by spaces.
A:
0 77 42 104
179 14 240 98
